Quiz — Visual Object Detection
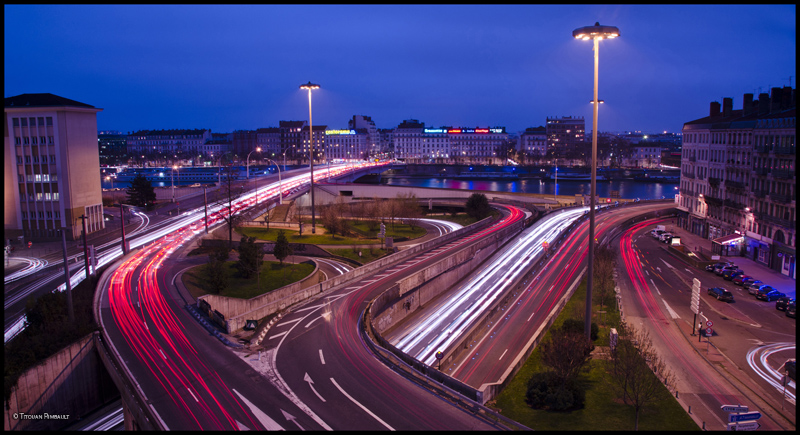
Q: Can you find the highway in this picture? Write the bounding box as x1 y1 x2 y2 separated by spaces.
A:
617 219 795 430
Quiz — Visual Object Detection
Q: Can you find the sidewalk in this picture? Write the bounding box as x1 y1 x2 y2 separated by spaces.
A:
659 222 795 297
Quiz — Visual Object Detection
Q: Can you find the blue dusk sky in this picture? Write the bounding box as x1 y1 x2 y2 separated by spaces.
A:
4 4 796 136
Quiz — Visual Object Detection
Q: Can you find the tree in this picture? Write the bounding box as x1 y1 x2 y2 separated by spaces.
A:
540 325 594 384
465 193 491 220
212 163 245 249
273 230 292 266
125 174 156 209
607 324 675 430
236 234 262 279
204 246 229 294
593 245 617 309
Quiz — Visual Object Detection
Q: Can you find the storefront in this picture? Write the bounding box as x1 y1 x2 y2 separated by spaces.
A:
711 233 744 257
772 243 796 279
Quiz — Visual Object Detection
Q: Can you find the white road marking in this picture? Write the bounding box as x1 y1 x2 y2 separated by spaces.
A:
663 300 680 319
187 388 199 402
527 311 536 322
319 349 325 365
330 377 394 431
305 316 322 329
269 331 289 340
650 279 661 295
304 373 326 402
233 388 285 430
498 349 508 361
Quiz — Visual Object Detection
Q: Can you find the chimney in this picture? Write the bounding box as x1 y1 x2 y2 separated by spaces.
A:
758 93 770 114
743 93 754 116
710 101 721 117
722 97 733 117
781 86 792 110
770 87 782 113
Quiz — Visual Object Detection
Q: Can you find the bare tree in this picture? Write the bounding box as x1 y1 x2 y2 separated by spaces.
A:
293 203 304 236
607 323 675 431
539 327 594 383
211 163 245 249
593 245 617 308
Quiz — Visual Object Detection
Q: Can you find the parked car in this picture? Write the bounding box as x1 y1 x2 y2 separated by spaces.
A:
707 262 731 273
733 275 754 286
776 297 795 311
786 301 796 318
714 263 736 274
708 287 734 302
755 287 785 302
717 265 738 276
658 232 673 242
744 280 764 294
651 229 665 239
722 269 745 280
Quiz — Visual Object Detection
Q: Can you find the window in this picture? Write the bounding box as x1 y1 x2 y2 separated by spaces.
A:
38 117 44 125
25 156 30 163
53 192 59 201
54 211 60 219
23 137 30 145
50 155 56 163
46 117 52 126
21 118 27 127
15 137 21 146
47 211 52 219
13 118 19 127
29 117 36 126
21 211 27 219
36 192 43 201
16 156 22 164
48 136 53 144
45 192 51 201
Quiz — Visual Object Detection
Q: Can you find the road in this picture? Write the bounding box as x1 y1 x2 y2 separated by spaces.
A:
617 218 795 430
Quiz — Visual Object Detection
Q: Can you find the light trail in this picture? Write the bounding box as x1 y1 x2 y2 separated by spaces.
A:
394 206 588 366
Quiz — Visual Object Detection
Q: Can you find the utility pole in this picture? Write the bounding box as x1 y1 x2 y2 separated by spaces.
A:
61 229 75 323
204 186 209 234
120 204 128 255
79 215 91 279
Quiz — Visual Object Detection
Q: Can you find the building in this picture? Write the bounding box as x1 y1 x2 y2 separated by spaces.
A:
447 127 508 164
325 128 369 161
546 116 585 160
393 119 434 162
392 119 508 164
301 124 327 164
98 131 127 166
5 93 104 242
518 126 547 164
348 115 381 159
677 86 795 278
126 128 212 155
625 145 663 168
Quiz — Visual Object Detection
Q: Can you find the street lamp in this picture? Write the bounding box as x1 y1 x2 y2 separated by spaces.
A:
171 165 179 203
246 147 261 179
265 158 283 205
281 145 295 172
573 21 619 340
300 81 320 234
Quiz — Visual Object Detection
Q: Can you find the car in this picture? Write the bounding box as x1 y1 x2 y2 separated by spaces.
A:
717 265 739 276
650 229 664 238
708 287 734 302
786 301 796 318
755 288 785 302
776 297 795 311
659 232 673 242
785 359 796 381
744 280 764 293
722 269 745 280
713 262 736 274
706 262 727 272
732 275 754 285
663 235 675 244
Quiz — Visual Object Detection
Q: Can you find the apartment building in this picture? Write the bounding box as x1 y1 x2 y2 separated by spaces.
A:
5 93 104 242
126 128 212 155
546 116 585 159
677 86 795 277
518 126 547 163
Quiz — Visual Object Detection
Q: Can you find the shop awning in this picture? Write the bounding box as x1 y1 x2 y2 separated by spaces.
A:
712 234 744 245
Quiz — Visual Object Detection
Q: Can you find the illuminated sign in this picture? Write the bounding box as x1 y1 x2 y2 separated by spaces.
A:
325 129 356 135
475 128 489 133
448 129 462 134
424 129 444 134
490 128 504 134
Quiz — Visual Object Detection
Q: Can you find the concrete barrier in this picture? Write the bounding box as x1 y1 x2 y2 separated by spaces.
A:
3 332 118 431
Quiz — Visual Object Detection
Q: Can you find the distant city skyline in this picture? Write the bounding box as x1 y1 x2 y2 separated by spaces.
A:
4 5 796 135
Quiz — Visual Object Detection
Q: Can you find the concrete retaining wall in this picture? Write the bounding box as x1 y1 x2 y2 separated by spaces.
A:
199 214 497 334
3 332 118 431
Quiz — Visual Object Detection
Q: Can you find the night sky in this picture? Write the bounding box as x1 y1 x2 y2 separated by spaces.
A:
4 5 796 136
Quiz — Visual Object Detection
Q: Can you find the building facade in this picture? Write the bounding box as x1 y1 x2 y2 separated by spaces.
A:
98 131 127 166
5 93 104 242
677 87 795 278
348 115 381 159
325 129 368 161
546 116 585 159
126 128 212 155
518 126 547 163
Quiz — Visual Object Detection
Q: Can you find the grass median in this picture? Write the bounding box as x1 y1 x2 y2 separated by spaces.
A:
181 260 315 299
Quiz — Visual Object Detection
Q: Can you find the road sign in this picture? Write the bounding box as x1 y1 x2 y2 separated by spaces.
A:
435 351 443 360
706 320 714 327
728 412 761 423
706 327 713 335
722 405 749 413
727 421 760 431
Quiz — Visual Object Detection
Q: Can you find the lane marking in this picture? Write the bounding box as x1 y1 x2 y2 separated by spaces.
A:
304 372 326 402
663 299 680 319
233 388 285 430
305 316 322 329
319 349 325 365
498 349 508 361
269 331 289 340
187 388 199 402
330 377 394 431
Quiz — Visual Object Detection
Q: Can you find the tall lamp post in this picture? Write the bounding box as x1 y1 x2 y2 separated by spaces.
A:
171 165 178 203
246 147 261 179
573 22 619 340
265 158 283 205
300 81 320 234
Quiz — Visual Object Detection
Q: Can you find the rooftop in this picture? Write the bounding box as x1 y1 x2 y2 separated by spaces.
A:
5 93 95 109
